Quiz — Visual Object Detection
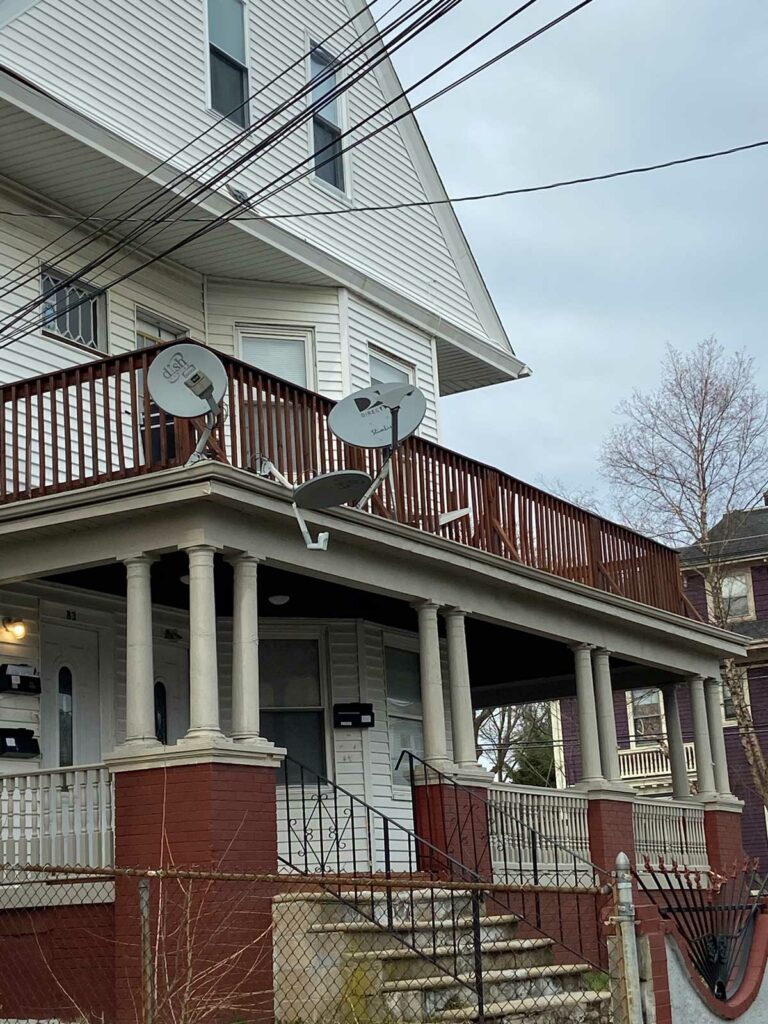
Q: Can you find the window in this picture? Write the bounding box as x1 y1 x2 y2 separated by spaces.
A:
369 349 414 389
723 668 749 723
239 325 312 388
310 47 345 192
136 310 186 349
385 646 423 784
721 572 752 621
208 0 248 126
260 638 325 783
41 267 104 351
58 666 74 768
629 688 663 745
154 682 168 745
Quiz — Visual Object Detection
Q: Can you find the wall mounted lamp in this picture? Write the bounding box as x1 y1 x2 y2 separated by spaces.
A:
2 618 27 641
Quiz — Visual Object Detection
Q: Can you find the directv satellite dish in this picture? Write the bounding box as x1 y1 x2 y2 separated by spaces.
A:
147 343 228 419
328 383 426 450
147 343 228 466
294 470 373 510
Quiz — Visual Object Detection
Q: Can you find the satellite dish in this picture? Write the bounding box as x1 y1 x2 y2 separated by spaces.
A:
147 343 228 419
294 470 373 511
328 383 426 450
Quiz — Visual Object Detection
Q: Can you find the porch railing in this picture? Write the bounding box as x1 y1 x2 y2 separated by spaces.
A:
0 765 114 871
0 345 689 615
632 797 708 873
618 742 697 782
486 781 592 883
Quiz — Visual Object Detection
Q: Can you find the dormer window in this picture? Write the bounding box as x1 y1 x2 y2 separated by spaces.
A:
208 0 249 127
310 47 345 192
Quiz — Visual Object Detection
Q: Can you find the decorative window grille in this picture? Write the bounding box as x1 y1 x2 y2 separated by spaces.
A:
310 47 345 191
41 267 103 350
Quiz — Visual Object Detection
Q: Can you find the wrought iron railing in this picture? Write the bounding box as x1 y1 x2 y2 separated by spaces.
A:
0 343 690 616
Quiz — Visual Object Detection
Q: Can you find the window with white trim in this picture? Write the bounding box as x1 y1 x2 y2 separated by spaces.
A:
310 47 345 192
628 688 663 746
369 348 414 388
239 325 313 388
385 645 423 784
208 0 249 126
136 310 187 349
721 572 753 621
41 266 105 351
723 667 749 724
260 638 326 783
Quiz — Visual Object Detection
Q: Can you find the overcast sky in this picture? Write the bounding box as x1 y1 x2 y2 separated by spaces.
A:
392 0 768 509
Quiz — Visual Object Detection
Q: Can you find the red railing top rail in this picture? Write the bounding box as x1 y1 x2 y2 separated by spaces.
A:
0 343 687 615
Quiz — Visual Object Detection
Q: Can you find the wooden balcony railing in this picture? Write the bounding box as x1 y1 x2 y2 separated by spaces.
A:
0 344 689 615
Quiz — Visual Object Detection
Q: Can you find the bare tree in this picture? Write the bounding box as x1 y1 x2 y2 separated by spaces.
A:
474 703 556 788
602 336 768 804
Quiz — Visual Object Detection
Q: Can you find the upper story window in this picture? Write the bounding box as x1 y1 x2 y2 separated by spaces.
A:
721 571 753 621
310 47 345 193
136 310 187 349
208 0 249 127
369 348 414 388
629 688 663 746
238 325 313 389
41 266 105 351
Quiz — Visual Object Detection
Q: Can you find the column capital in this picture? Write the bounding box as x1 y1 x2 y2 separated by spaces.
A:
592 646 612 658
123 553 156 568
412 599 441 614
571 642 594 654
442 606 468 620
225 551 264 568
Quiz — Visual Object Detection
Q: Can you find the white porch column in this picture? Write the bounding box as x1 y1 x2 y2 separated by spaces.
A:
415 601 450 767
186 545 222 739
231 554 261 741
591 648 622 783
661 685 690 800
690 675 717 800
705 675 733 799
124 555 159 745
444 608 478 771
573 643 604 785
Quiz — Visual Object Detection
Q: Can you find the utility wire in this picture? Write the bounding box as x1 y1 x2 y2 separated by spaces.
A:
0 0 469 334
0 0 395 294
3 136 765 226
0 0 568 349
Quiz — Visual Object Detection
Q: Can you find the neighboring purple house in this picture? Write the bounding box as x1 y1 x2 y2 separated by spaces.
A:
558 500 768 868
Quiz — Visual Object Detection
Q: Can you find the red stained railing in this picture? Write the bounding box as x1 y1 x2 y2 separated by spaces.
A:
0 344 689 616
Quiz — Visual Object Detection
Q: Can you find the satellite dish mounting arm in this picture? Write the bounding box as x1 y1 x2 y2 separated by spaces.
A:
356 404 401 519
257 460 330 551
182 371 221 467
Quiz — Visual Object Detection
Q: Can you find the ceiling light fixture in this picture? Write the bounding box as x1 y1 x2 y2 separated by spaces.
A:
268 595 290 607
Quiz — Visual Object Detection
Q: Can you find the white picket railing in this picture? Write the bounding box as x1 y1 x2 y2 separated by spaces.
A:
486 783 593 885
0 765 114 871
632 798 708 873
618 743 697 781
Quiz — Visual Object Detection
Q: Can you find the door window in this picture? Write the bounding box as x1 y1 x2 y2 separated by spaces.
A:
385 646 423 783
154 681 169 745
58 666 74 768
260 638 325 782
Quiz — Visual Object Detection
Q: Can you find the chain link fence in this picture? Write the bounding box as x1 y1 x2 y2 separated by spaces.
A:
0 863 641 1024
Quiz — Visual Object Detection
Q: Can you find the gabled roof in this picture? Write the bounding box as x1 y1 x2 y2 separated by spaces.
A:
680 505 768 567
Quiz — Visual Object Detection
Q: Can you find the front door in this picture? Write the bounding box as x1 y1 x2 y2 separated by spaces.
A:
41 622 101 768
154 640 189 745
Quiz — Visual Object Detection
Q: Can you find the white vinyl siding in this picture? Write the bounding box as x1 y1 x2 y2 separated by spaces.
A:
0 0 493 343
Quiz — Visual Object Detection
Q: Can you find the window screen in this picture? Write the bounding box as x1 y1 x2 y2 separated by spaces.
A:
241 334 308 387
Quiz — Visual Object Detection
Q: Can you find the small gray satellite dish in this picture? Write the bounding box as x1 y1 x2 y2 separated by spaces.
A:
294 470 373 511
328 383 426 450
147 343 228 419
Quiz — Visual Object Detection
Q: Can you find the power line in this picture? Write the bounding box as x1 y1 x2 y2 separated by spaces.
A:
0 0 574 349
3 136 765 227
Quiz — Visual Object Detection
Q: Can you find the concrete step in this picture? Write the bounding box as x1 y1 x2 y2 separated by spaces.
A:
382 963 600 1019
274 887 475 927
344 937 555 982
309 913 521 951
430 990 612 1022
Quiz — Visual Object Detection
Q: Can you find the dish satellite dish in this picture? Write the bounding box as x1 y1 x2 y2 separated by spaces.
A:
294 470 373 511
147 343 227 466
328 383 426 450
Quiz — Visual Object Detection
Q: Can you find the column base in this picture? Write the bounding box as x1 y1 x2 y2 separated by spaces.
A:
105 736 285 773
575 777 635 796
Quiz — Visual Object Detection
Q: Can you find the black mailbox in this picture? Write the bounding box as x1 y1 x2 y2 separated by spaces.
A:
0 664 41 695
0 729 40 759
333 703 375 729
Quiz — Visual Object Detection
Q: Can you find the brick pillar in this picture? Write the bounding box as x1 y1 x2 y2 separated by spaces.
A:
587 795 636 877
704 804 745 875
109 751 282 1024
412 782 493 881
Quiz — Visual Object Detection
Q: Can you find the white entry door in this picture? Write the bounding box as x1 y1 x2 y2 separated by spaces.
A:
154 640 189 745
41 623 101 768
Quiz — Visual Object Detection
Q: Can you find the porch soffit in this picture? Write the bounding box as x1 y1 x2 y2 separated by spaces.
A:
0 463 746 679
0 70 525 393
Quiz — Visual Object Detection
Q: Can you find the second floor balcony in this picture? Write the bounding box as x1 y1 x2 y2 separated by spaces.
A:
0 342 692 617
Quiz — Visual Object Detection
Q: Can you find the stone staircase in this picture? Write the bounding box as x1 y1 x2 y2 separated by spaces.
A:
273 889 611 1023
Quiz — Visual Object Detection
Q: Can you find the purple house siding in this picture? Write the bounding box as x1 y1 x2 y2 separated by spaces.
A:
614 691 631 748
751 565 768 619
683 571 708 618
560 697 580 785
